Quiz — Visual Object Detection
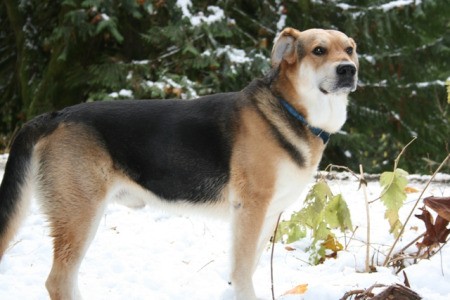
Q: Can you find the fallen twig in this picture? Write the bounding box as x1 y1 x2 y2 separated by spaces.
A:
360 164 371 273
270 213 282 300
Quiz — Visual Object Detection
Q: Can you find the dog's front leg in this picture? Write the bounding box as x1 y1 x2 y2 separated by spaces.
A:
229 195 268 300
252 212 282 274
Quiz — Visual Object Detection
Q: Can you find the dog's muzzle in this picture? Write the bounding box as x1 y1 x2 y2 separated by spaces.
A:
336 63 357 92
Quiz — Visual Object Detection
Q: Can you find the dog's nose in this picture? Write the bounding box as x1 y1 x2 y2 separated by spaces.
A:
336 64 356 77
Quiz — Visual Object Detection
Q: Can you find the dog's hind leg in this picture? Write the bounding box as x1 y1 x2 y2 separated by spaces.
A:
44 196 107 300
35 124 114 300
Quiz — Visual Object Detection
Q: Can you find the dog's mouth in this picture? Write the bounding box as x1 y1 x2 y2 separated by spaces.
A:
319 81 357 95
319 87 329 95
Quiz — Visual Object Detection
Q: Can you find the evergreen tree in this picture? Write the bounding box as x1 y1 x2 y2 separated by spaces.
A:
1 0 448 173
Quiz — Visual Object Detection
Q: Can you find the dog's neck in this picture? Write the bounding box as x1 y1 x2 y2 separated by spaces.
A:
277 97 331 143
298 88 349 134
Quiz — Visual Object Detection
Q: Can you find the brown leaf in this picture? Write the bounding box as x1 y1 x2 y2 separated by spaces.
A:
403 271 410 288
435 216 450 243
415 208 436 248
424 196 450 222
371 284 421 300
283 284 308 296
284 245 296 251
322 234 344 252
415 207 450 248
405 186 420 194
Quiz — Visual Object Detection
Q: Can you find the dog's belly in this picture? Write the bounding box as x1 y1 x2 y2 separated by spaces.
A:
109 176 230 218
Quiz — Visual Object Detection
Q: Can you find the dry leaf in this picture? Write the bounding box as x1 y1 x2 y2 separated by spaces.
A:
404 186 420 194
415 207 450 248
322 234 344 252
284 245 296 251
424 196 450 222
283 283 308 295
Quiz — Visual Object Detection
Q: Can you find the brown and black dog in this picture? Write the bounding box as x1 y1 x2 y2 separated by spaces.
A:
0 27 358 299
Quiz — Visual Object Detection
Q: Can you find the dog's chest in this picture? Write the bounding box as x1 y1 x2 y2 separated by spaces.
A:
267 159 318 216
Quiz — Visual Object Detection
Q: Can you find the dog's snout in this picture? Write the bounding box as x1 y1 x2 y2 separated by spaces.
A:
336 64 356 77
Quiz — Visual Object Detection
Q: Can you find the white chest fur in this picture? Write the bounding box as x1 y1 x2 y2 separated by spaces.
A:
266 158 318 217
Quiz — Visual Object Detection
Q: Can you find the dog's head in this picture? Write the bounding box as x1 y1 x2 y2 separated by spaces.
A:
272 27 358 97
270 28 358 133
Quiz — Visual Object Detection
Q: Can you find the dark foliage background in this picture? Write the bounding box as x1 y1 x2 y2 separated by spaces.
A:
1 0 449 173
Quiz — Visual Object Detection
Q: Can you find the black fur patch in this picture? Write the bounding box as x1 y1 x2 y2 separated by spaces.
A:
244 80 306 168
0 114 59 238
53 95 239 203
255 105 306 168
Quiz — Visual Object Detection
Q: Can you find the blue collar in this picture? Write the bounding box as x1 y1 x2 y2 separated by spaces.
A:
278 97 331 144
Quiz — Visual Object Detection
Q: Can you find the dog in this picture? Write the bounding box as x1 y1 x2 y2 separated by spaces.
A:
0 27 358 300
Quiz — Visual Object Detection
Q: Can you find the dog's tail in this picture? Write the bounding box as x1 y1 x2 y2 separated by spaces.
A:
0 115 52 260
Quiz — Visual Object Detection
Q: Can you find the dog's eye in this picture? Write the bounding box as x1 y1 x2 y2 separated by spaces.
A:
312 47 326 56
345 47 354 55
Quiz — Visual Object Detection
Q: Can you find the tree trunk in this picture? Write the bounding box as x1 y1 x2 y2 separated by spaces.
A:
3 0 32 118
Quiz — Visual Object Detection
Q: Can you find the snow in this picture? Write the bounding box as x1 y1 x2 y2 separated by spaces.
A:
336 3 355 10
191 6 225 27
142 76 198 99
216 46 251 64
201 49 212 57
175 0 193 20
360 79 445 89
360 54 376 65
144 80 166 91
0 153 449 299
162 76 182 89
101 13 110 21
327 0 423 18
380 0 422 12
131 60 150 65
175 0 225 27
202 46 253 65
108 89 134 99
275 1 287 32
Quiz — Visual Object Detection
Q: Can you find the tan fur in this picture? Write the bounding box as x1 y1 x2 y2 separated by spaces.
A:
228 106 282 298
0 189 31 258
34 123 115 299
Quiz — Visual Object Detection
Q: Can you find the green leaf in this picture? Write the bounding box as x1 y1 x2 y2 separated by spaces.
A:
380 168 409 237
301 181 332 228
385 209 403 236
315 221 329 241
276 179 353 265
309 181 333 202
324 194 353 232
276 212 306 243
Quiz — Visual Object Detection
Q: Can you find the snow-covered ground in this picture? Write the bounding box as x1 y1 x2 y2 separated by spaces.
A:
0 154 449 299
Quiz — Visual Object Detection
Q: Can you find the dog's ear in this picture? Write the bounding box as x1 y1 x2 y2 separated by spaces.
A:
271 28 301 68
